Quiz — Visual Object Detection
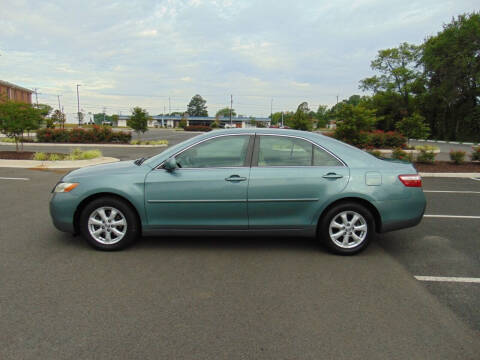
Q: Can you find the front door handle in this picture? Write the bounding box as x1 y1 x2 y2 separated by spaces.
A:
322 173 343 179
225 175 247 182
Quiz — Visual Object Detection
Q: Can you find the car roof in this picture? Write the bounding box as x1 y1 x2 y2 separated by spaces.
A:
143 128 382 168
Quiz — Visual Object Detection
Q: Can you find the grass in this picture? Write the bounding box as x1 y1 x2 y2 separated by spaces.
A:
130 139 169 145
33 148 102 161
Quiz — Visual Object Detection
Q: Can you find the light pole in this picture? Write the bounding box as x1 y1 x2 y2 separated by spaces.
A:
76 84 81 126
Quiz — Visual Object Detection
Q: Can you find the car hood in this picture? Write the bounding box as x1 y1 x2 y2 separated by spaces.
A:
63 160 148 181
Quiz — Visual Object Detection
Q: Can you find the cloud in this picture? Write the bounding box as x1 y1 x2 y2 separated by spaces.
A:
0 0 477 117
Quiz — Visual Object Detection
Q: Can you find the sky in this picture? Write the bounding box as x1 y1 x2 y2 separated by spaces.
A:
0 0 478 120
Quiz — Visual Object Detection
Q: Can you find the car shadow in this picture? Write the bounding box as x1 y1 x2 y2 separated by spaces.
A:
137 234 322 252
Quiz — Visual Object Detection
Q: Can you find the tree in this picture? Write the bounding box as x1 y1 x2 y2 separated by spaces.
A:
51 109 66 128
395 113 430 144
111 114 119 126
360 42 421 130
127 107 149 138
421 13 480 141
216 107 236 118
334 104 376 146
0 101 43 151
179 118 187 129
36 104 53 117
315 105 329 128
187 94 208 117
287 103 313 131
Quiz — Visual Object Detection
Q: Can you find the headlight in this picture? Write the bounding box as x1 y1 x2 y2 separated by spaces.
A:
53 182 79 193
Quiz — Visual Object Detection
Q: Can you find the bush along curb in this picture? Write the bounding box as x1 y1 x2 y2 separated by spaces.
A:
0 142 168 148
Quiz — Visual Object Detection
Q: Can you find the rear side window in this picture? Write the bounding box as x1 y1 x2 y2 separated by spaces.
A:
313 146 343 166
258 136 311 166
257 135 343 167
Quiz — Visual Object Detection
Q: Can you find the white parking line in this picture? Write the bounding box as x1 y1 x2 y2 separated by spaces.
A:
415 276 480 283
424 214 480 219
0 177 30 181
424 190 480 194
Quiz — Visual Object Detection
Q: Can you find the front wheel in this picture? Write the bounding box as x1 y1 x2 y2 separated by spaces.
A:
319 202 375 255
79 196 139 250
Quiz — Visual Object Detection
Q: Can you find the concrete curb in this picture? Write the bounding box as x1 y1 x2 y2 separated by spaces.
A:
420 172 480 178
411 139 478 146
0 157 120 169
0 142 168 148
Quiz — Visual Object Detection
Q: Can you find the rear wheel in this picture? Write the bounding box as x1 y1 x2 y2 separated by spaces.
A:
320 202 374 255
80 196 139 250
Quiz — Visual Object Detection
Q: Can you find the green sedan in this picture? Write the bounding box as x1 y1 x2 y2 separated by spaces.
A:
50 129 426 254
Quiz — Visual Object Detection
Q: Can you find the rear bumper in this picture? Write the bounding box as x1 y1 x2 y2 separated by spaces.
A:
376 192 426 233
378 206 425 233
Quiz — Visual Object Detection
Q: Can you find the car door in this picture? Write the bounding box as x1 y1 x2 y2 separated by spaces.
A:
247 134 349 229
144 134 254 229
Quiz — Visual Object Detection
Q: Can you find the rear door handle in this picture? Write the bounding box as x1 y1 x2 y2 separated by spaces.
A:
322 173 343 179
225 175 247 182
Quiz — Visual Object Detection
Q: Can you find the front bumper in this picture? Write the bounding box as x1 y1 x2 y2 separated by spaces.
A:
49 193 77 233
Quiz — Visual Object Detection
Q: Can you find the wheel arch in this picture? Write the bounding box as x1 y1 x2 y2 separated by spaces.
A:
73 192 142 235
317 197 382 233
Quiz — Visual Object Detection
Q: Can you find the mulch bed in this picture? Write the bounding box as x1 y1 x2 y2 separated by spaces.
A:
414 161 480 173
0 151 64 160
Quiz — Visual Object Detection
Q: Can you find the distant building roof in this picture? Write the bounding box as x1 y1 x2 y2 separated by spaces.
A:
0 80 33 94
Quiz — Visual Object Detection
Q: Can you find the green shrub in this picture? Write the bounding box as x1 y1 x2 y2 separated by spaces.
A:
0 137 16 143
415 145 438 164
1 137 34 143
36 126 131 143
79 150 102 160
450 150 466 165
179 119 187 129
471 146 480 161
65 148 102 160
392 148 412 162
367 150 382 158
33 152 48 160
48 153 62 161
184 125 212 132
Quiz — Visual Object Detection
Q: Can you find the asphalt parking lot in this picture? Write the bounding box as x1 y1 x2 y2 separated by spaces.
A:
1 140 479 359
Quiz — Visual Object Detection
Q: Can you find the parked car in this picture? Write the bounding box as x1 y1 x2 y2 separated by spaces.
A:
102 121 113 126
50 129 426 254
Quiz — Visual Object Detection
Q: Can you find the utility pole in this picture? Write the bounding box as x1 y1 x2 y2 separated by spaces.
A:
230 94 233 125
270 98 273 120
76 84 81 126
281 112 284 127
57 95 62 112
336 95 339 104
162 104 166 127
103 106 107 124
168 97 171 114
34 88 39 107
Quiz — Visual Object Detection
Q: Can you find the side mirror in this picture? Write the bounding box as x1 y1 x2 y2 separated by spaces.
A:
164 157 178 171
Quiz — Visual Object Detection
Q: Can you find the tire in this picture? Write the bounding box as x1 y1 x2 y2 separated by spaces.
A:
79 196 140 250
319 202 375 255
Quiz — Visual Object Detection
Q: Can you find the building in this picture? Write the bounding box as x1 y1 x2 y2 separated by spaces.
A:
117 115 271 128
0 80 33 104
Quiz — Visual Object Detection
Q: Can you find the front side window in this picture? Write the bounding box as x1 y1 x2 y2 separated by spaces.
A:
257 136 312 166
175 135 250 168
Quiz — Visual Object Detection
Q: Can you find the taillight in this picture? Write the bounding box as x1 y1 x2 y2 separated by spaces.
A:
398 174 422 187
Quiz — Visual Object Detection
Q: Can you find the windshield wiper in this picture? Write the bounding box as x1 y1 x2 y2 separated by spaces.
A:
134 157 146 166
